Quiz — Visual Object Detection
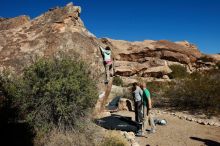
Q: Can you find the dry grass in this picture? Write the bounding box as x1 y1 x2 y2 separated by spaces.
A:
33 118 111 146
34 126 130 146
36 128 94 146
99 130 130 146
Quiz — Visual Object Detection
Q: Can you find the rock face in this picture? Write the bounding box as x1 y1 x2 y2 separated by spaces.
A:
0 15 30 30
118 98 133 111
100 38 219 83
0 3 106 86
101 38 199 82
209 54 220 61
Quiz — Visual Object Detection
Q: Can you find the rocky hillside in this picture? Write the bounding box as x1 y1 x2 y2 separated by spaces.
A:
0 2 219 86
101 38 220 84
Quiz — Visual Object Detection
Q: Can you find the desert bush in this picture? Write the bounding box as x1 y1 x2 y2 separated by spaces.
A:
0 71 24 121
146 81 169 96
145 81 172 107
0 72 35 146
1 57 98 133
169 64 189 79
100 131 129 146
165 70 220 115
23 58 98 131
113 76 123 86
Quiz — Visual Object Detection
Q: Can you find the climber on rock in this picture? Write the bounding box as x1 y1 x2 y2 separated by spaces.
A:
100 46 114 84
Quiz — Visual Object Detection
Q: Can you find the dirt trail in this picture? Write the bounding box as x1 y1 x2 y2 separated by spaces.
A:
116 111 220 146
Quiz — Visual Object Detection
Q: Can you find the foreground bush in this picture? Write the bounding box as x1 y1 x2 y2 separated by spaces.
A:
145 81 171 107
169 64 189 79
1 57 98 132
0 71 24 122
0 72 35 145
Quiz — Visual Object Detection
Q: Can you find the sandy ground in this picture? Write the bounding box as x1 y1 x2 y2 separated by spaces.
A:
116 111 220 146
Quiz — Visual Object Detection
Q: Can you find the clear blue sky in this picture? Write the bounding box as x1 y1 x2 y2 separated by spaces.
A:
0 0 220 54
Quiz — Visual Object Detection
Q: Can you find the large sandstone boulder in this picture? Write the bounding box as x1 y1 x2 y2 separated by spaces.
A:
0 3 110 115
100 38 219 80
0 3 105 85
118 98 134 111
207 54 220 62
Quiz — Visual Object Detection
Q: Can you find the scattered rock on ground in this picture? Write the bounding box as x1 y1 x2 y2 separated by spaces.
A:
153 109 220 127
118 98 134 111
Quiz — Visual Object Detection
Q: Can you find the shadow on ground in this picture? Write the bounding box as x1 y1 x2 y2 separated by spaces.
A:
0 122 35 146
0 93 35 146
190 137 220 146
95 114 138 132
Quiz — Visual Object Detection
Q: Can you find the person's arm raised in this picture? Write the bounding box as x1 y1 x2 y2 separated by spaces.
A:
99 46 105 53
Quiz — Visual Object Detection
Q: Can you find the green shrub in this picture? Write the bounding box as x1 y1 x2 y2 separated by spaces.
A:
165 70 220 115
0 71 23 102
169 64 189 79
0 72 35 146
146 81 164 95
1 57 98 132
146 81 171 97
0 71 24 122
113 76 123 86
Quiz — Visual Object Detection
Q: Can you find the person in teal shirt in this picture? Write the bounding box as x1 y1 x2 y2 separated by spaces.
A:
142 82 156 134
100 46 114 84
